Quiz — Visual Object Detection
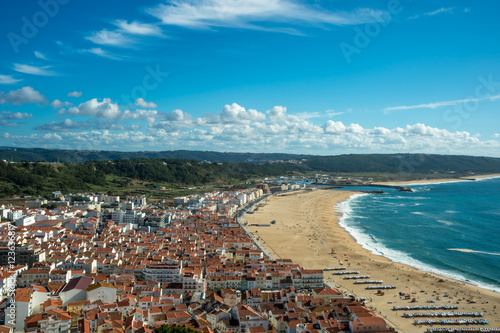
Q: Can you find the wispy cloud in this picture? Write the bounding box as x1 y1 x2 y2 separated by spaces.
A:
113 20 165 36
86 20 165 50
146 0 384 33
326 109 345 117
0 74 22 85
34 51 48 60
79 47 121 60
409 7 467 20
383 94 500 113
295 112 321 119
85 30 133 47
13 63 58 76
67 91 82 98
425 7 456 16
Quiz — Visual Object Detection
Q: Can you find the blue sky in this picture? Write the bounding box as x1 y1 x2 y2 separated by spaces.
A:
1 0 500 156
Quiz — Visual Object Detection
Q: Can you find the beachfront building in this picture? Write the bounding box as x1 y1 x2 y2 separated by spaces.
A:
298 268 324 290
350 316 391 333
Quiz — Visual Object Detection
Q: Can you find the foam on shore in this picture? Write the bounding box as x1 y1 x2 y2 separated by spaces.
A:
335 192 500 293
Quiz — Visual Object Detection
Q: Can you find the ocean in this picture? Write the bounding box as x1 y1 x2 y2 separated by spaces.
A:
335 177 500 292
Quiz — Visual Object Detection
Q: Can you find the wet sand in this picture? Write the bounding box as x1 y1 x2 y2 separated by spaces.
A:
244 189 500 333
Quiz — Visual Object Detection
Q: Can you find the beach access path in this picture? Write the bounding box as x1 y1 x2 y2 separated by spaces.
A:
244 189 500 333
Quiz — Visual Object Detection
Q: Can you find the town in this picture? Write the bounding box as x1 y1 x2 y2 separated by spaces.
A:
0 184 395 333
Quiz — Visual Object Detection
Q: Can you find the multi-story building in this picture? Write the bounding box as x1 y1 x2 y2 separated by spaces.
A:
143 261 183 283
0 245 45 269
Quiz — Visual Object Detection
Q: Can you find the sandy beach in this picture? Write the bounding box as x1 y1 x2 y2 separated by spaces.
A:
244 189 500 333
376 173 500 186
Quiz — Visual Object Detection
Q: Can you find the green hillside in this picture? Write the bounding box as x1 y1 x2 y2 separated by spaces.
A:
1 151 500 198
0 147 312 163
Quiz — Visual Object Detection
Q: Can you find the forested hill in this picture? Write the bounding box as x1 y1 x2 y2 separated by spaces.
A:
1 153 500 197
0 147 312 163
2 148 500 176
302 154 500 174
0 158 304 196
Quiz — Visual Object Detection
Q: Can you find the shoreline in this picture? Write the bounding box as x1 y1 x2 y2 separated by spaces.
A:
375 173 500 186
244 189 500 333
336 192 500 294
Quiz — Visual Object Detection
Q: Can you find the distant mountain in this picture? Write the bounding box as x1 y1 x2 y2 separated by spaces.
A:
0 148 313 163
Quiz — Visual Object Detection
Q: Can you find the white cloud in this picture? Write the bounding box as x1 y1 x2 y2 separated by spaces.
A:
79 47 121 60
35 119 92 132
85 30 133 47
64 98 121 119
164 109 188 121
295 111 321 119
146 0 384 33
4 100 498 156
409 7 467 19
135 97 157 108
383 94 500 113
405 123 440 136
51 99 73 109
35 119 142 132
13 63 58 76
5 119 500 156
1 111 32 120
0 120 18 127
493 133 500 138
267 105 287 122
0 86 48 105
0 111 33 127
371 127 391 135
326 109 345 117
42 133 63 140
425 7 456 16
0 74 22 85
67 91 82 97
123 109 158 123
34 51 48 60
220 103 266 123
346 123 363 134
324 120 345 135
114 20 164 36
152 109 195 130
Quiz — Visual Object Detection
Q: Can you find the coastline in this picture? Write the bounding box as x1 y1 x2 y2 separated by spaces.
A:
336 192 500 293
244 189 500 333
375 173 500 186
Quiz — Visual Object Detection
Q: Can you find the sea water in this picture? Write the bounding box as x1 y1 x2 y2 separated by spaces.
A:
335 177 500 292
